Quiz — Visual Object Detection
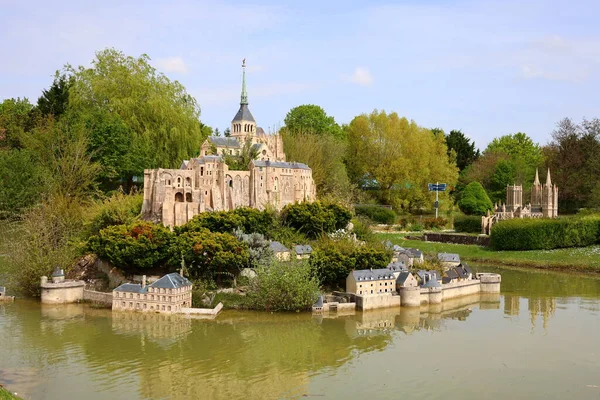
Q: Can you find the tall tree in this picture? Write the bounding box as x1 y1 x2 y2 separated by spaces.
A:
346 110 458 211
65 48 206 188
37 73 73 118
0 98 36 149
484 132 543 188
445 129 480 172
283 104 344 139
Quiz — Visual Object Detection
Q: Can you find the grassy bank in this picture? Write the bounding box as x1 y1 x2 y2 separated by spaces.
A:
0 386 22 400
376 233 600 273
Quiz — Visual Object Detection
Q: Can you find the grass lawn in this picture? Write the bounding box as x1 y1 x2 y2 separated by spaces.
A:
0 387 22 400
376 232 600 273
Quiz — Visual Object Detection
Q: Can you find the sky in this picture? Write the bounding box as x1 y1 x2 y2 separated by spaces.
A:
2 0 600 149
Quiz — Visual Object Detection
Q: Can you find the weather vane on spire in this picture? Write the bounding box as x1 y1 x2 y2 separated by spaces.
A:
242 58 246 68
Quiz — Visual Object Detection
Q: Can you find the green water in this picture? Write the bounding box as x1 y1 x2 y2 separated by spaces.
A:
1 266 600 400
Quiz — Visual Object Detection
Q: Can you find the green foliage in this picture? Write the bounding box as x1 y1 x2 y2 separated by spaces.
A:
87 192 143 236
445 129 480 172
458 182 493 216
89 221 173 270
0 149 45 219
310 238 390 288
408 223 424 232
37 72 72 118
351 217 375 242
453 215 482 233
177 208 275 236
422 217 448 230
490 216 600 251
66 48 205 187
247 259 320 312
283 104 344 139
280 202 352 238
222 135 260 171
346 110 458 212
354 205 396 224
269 226 310 249
0 97 36 149
170 229 249 278
234 229 273 268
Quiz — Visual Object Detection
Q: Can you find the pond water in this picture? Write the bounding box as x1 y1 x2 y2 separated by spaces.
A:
1 266 600 400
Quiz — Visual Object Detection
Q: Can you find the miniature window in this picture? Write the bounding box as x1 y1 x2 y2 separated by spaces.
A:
186 193 192 202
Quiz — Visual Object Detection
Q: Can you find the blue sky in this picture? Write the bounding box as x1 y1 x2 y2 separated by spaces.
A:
2 0 599 148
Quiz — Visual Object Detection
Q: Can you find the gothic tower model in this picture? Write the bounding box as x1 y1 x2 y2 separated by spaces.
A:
142 60 316 227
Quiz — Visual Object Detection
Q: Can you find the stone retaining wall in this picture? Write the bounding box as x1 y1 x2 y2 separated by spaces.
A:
83 289 113 305
355 294 401 310
424 233 490 246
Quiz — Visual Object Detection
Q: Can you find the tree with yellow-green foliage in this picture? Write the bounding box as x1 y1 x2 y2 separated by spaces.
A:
346 110 458 211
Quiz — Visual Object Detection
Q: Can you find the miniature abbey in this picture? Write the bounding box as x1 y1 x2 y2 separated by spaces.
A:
142 60 316 227
482 168 558 234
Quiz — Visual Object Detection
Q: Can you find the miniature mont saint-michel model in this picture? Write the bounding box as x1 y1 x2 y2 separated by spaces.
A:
142 59 317 227
481 168 558 234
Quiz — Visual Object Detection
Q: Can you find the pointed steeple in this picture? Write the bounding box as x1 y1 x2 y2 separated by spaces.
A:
534 168 540 185
546 168 552 187
240 58 248 105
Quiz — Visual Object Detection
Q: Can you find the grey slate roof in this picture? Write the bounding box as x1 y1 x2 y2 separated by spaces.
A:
416 270 439 282
405 248 423 258
393 245 405 252
232 104 255 123
462 263 473 276
253 160 311 170
114 273 192 293
396 271 414 285
270 241 289 253
445 269 459 280
294 245 313 255
387 261 408 272
455 266 469 279
151 273 192 289
256 127 266 136
438 253 461 263
351 268 395 281
209 136 241 148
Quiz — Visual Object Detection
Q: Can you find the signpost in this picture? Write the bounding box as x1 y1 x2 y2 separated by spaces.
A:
428 182 447 218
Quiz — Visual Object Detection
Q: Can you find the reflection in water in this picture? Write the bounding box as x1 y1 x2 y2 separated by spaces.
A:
1 266 600 400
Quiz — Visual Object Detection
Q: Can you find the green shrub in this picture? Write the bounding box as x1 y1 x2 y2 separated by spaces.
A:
87 192 143 235
354 205 396 224
458 182 493 216
351 217 374 241
176 207 276 236
454 215 482 233
408 223 424 232
88 221 173 270
422 217 448 230
280 201 352 238
247 260 320 312
490 216 600 250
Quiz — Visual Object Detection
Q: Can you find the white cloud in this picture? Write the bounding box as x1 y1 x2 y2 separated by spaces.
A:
156 56 188 74
345 67 374 86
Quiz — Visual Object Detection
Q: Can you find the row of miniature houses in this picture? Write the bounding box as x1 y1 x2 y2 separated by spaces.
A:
269 241 313 261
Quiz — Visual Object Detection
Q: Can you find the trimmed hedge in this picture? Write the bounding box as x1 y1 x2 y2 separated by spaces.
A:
490 216 600 250
354 205 396 225
454 215 482 234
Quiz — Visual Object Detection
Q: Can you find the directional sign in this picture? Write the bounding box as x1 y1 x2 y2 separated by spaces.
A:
428 183 447 192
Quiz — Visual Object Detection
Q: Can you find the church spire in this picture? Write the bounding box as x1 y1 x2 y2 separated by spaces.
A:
546 168 552 187
240 58 248 105
534 168 540 185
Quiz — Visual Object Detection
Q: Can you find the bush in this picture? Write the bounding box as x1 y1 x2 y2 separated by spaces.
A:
88 221 173 270
280 201 352 238
490 216 600 250
247 260 320 312
422 217 448 230
354 205 396 224
408 223 424 232
351 217 374 241
458 182 493 216
87 192 143 236
454 215 482 233
176 208 276 236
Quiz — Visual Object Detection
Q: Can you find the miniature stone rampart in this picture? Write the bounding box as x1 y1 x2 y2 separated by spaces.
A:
355 293 401 310
83 289 113 305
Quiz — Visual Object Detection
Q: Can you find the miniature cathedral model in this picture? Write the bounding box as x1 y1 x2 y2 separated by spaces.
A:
142 60 317 227
482 168 558 234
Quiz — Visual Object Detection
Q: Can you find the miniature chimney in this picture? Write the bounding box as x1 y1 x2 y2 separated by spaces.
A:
142 275 147 289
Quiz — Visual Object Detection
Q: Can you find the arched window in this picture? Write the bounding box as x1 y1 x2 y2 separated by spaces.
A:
185 193 192 202
175 192 184 202
185 177 191 187
177 177 182 188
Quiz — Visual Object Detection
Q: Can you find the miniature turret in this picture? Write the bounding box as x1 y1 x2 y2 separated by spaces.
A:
51 267 65 283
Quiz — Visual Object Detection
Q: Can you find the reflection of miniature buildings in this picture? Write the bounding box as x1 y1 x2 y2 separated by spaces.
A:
269 241 290 261
40 267 86 304
437 253 461 268
294 245 313 259
112 273 192 314
0 286 15 302
111 310 192 346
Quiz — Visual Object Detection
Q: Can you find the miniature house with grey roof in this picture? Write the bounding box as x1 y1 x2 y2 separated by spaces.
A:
397 248 424 267
294 245 313 259
416 270 440 286
270 241 291 261
442 268 460 284
346 269 396 296
396 271 418 289
386 261 408 278
112 272 193 314
437 253 461 268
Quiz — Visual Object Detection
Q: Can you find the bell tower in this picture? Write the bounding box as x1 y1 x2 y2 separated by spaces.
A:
231 59 256 142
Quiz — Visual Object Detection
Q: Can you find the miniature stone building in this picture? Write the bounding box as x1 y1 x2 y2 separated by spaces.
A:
40 267 86 304
437 253 461 268
142 61 317 227
346 269 396 296
294 245 313 259
270 241 291 261
112 273 192 314
482 168 559 234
